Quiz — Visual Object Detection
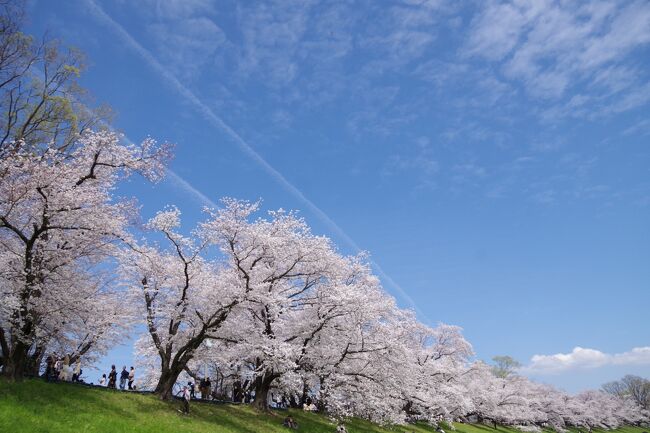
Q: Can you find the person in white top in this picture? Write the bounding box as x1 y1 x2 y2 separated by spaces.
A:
128 367 135 390
60 356 73 382
178 386 191 414
73 361 81 382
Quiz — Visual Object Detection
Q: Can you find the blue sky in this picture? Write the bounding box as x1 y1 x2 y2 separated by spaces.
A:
26 0 650 392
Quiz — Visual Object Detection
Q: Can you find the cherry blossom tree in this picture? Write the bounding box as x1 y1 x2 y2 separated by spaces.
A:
400 323 474 422
0 130 169 380
197 203 388 411
286 301 425 424
291 282 407 419
180 267 407 414
455 360 650 429
119 204 247 400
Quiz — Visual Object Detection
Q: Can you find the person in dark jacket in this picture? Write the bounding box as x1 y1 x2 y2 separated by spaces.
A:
203 377 212 400
119 366 129 390
44 356 55 382
107 365 117 389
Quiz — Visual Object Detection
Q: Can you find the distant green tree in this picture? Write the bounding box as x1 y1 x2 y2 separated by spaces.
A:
0 0 111 161
491 355 521 378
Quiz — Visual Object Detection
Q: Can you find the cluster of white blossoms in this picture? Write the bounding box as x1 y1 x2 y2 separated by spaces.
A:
1 131 647 429
0 131 171 378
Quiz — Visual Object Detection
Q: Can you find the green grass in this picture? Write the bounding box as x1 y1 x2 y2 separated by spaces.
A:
0 380 647 433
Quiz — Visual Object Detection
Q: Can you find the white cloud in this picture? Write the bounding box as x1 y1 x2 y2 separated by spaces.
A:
522 346 650 375
464 0 650 116
139 0 215 19
383 136 439 189
116 0 226 82
236 1 313 86
148 17 226 81
623 118 650 136
465 1 531 61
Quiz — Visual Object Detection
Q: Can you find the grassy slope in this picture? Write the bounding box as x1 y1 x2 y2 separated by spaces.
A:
0 380 647 433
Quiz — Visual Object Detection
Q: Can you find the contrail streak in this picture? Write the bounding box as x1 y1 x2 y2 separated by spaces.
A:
165 169 218 209
97 125 218 210
84 0 430 324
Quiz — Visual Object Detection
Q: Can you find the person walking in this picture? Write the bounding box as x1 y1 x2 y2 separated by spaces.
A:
178 385 191 415
54 354 62 378
59 355 71 381
72 360 82 382
119 366 129 390
107 365 117 389
198 378 205 399
44 356 54 382
203 377 212 400
128 367 135 390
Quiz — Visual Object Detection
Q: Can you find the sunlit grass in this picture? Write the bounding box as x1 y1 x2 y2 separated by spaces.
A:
0 380 646 433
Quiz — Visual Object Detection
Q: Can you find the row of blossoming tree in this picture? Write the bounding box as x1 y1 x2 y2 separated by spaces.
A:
1 130 648 430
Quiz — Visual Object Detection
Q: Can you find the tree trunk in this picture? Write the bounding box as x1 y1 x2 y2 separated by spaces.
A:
299 379 309 406
2 342 28 381
26 345 45 377
316 376 327 412
154 366 183 401
251 373 278 411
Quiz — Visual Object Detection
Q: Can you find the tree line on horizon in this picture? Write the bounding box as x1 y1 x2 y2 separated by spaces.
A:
0 1 648 430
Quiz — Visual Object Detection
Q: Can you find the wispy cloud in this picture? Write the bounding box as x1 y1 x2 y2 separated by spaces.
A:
623 118 650 137
452 163 487 183
383 137 439 191
521 346 650 375
130 0 225 82
235 1 313 87
148 17 225 82
140 0 215 18
83 0 429 323
464 0 650 118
